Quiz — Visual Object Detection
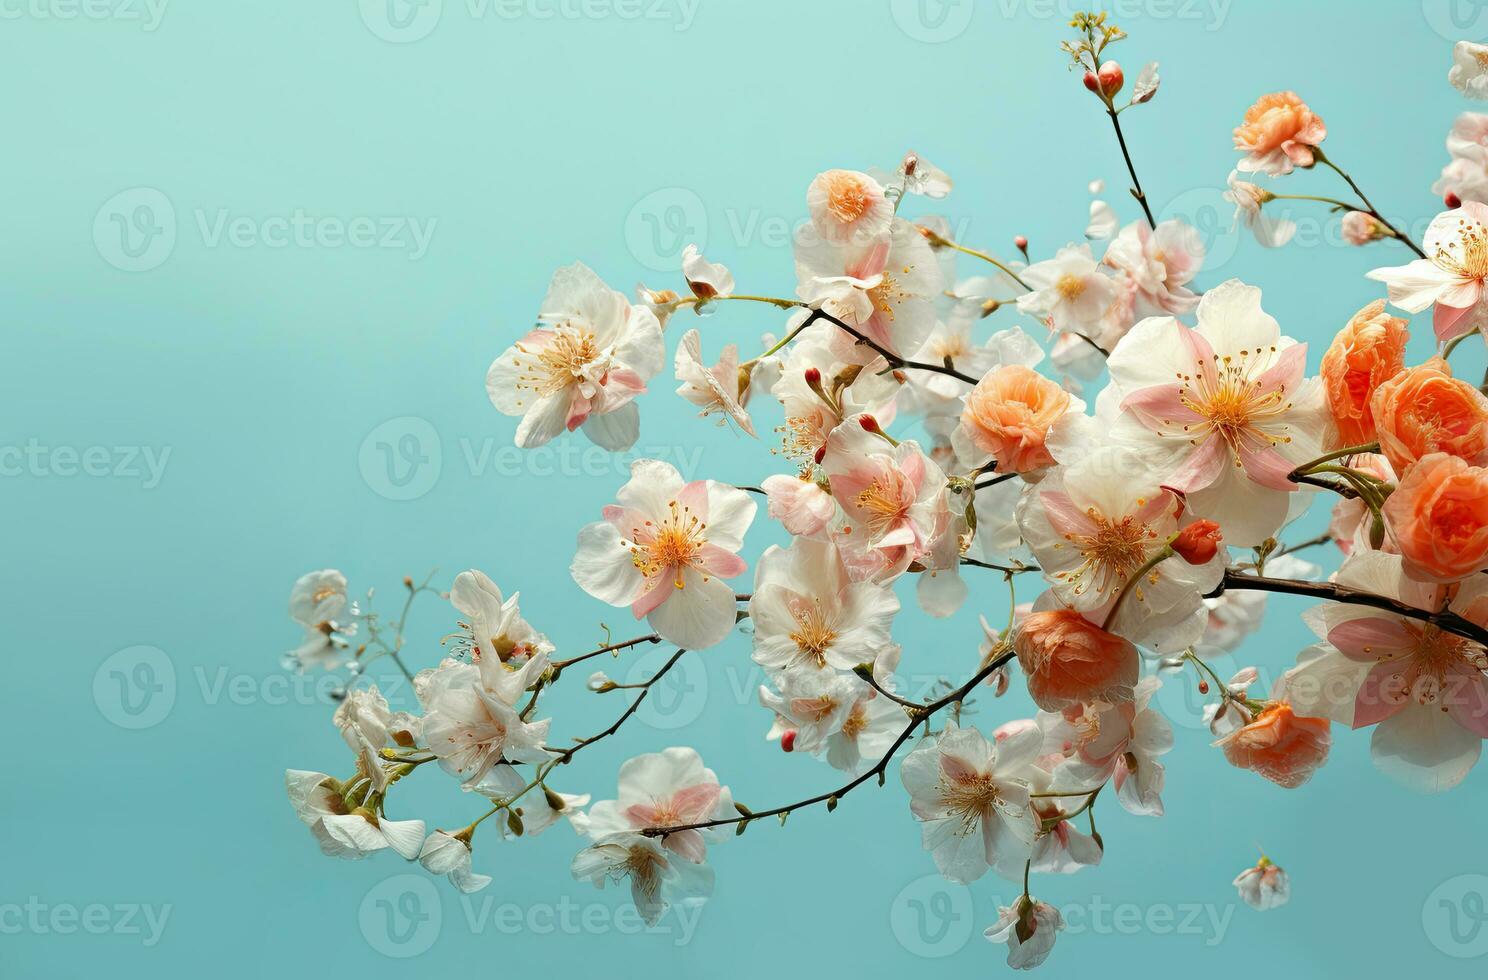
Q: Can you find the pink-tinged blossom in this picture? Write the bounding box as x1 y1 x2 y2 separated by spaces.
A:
794 217 942 357
769 323 900 463
760 473 835 537
571 459 755 650
820 416 951 580
674 328 755 435
1367 203 1488 342
570 747 733 867
1102 279 1328 547
1016 446 1224 652
900 724 1041 884
806 169 894 246
1284 551 1488 792
1223 170 1296 248
487 262 664 451
758 666 901 773
1040 676 1173 817
1102 219 1204 316
418 652 553 789
748 536 899 672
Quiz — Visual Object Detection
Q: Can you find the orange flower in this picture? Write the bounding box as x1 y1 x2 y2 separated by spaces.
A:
960 365 1070 474
1216 701 1331 789
1013 609 1138 711
1233 92 1327 175
1381 452 1488 582
1319 300 1408 446
1370 358 1488 472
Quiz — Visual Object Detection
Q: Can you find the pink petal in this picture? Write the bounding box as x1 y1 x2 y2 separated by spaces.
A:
1445 669 1488 738
631 579 672 619
1435 300 1478 343
669 783 723 823
1039 490 1101 538
696 544 747 579
1254 343 1306 398
1327 617 1417 661
1165 436 1227 494
1237 444 1299 492
1121 383 1204 432
1353 661 1410 728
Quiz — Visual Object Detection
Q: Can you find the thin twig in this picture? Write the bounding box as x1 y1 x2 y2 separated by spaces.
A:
641 650 1016 837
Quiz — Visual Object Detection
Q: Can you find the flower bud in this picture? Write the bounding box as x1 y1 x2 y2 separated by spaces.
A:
780 730 797 753
1172 520 1223 564
804 366 821 386
1446 191 1463 209
1098 61 1124 96
1082 70 1101 94
1014 235 1028 250
859 414 881 433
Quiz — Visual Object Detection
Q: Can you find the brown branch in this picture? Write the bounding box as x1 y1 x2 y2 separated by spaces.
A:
1207 570 1488 646
641 650 1016 837
550 632 662 671
801 309 981 385
547 647 689 763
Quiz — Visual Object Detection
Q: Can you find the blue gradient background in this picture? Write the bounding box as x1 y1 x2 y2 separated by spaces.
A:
6 0 1488 976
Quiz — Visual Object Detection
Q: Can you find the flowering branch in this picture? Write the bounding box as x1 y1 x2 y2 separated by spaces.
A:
641 650 1016 838
1312 148 1427 259
1207 570 1488 647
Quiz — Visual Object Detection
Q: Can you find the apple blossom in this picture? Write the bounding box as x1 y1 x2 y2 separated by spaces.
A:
571 458 755 650
487 261 664 450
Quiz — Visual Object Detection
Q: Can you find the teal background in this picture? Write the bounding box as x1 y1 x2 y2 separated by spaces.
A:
6 0 1488 976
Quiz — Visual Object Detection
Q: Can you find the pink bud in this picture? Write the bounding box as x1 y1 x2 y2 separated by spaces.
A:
1098 61 1124 97
1014 235 1028 250
1082 71 1101 94
781 730 797 753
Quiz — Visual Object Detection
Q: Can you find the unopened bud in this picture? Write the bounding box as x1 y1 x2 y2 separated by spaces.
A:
1014 235 1028 250
1097 60 1124 97
1172 520 1223 565
804 366 822 386
1198 679 1210 695
859 415 881 433
1446 191 1463 210
780 730 797 753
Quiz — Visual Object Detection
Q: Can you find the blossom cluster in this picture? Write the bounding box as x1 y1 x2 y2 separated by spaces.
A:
280 14 1488 970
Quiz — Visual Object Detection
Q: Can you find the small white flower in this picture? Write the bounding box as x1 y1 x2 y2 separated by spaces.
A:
418 831 491 894
674 328 755 435
681 243 735 300
1450 41 1488 100
985 899 1064 970
1233 858 1290 910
